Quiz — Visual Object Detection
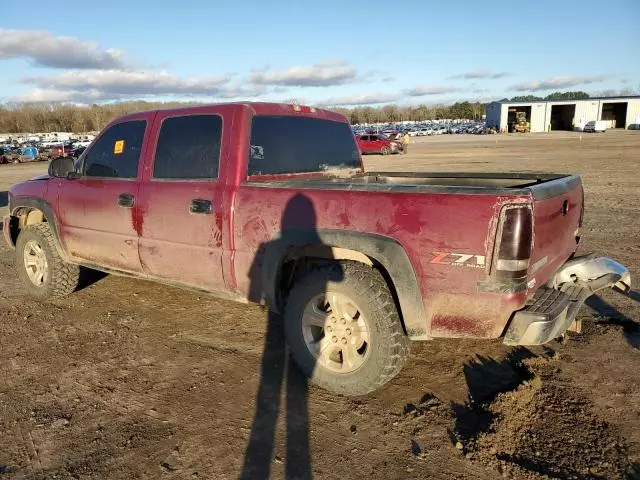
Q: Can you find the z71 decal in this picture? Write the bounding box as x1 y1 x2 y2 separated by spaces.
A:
430 252 486 269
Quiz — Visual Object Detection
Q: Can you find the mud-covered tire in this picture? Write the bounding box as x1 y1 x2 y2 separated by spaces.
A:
284 262 410 396
15 223 80 300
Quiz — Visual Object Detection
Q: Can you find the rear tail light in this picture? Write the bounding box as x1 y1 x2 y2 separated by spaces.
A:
492 205 533 279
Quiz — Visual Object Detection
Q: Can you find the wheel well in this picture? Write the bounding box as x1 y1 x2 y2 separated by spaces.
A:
277 246 407 335
8 208 47 245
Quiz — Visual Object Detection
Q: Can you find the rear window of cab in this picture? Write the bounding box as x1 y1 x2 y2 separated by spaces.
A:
248 115 360 176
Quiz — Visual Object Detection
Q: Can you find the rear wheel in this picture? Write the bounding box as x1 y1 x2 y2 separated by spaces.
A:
284 262 410 396
15 223 80 300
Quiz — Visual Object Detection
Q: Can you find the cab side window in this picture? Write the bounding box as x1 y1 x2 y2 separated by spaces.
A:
83 120 147 178
153 114 222 180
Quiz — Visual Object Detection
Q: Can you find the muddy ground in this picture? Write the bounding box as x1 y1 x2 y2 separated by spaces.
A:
0 131 638 479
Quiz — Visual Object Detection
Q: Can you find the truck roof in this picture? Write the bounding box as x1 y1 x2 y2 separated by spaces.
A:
115 102 346 124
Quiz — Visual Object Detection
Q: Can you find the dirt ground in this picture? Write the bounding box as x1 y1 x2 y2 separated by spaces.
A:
0 131 639 479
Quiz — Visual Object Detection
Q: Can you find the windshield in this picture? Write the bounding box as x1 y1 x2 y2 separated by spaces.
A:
248 115 361 176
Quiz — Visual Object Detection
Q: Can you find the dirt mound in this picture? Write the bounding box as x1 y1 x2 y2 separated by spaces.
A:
454 355 635 479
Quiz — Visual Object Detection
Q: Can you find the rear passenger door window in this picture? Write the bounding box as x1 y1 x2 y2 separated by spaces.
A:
153 114 222 179
83 120 146 178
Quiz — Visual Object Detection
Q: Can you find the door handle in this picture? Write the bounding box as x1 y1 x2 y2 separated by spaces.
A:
190 198 212 214
117 193 135 208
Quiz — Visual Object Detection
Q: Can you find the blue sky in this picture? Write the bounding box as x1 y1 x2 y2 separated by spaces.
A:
1 0 638 106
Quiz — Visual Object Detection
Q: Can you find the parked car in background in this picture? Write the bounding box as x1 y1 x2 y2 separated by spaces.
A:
583 121 607 133
20 146 39 160
357 134 401 155
50 145 72 158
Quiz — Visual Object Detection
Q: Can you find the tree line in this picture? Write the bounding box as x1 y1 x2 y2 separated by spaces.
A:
0 100 489 134
0 101 197 135
504 91 591 103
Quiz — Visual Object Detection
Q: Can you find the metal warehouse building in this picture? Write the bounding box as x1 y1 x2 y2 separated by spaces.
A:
486 96 640 132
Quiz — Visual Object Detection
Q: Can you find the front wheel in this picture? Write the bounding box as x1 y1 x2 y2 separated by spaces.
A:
15 223 80 300
284 263 410 396
380 146 390 155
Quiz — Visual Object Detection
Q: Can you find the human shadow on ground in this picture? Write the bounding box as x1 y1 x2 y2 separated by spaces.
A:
240 193 343 480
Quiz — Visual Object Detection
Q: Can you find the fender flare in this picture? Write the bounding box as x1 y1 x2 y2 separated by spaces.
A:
8 195 68 260
260 229 428 339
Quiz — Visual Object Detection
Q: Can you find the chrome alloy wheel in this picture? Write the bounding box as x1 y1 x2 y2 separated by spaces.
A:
301 292 370 374
23 239 49 287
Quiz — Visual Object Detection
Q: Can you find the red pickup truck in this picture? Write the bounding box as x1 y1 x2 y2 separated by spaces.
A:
3 103 630 395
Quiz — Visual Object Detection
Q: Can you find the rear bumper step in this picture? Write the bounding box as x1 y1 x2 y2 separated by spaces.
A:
504 254 631 346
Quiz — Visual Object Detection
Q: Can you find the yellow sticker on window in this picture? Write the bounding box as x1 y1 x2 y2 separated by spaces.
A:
114 140 125 154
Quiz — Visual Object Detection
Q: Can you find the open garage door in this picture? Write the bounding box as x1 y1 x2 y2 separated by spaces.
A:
507 106 531 133
550 104 576 131
601 102 628 128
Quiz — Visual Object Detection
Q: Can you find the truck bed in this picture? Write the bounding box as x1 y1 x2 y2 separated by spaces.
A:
248 172 579 199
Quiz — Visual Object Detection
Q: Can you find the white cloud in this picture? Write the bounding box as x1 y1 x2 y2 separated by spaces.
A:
249 60 358 87
314 59 349 68
510 75 609 92
18 69 264 103
18 88 111 103
24 70 230 95
450 70 509 80
404 85 459 97
0 28 125 69
316 93 400 107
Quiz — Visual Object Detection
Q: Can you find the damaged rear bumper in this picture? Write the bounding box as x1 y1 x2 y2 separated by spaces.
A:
503 254 631 346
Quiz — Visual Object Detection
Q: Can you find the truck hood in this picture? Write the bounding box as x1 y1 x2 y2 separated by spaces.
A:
7 174 51 208
29 174 50 181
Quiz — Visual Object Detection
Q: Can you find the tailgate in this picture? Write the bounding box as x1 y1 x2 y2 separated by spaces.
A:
528 175 583 290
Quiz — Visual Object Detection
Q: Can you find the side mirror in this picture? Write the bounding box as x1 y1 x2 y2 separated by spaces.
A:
48 156 76 178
